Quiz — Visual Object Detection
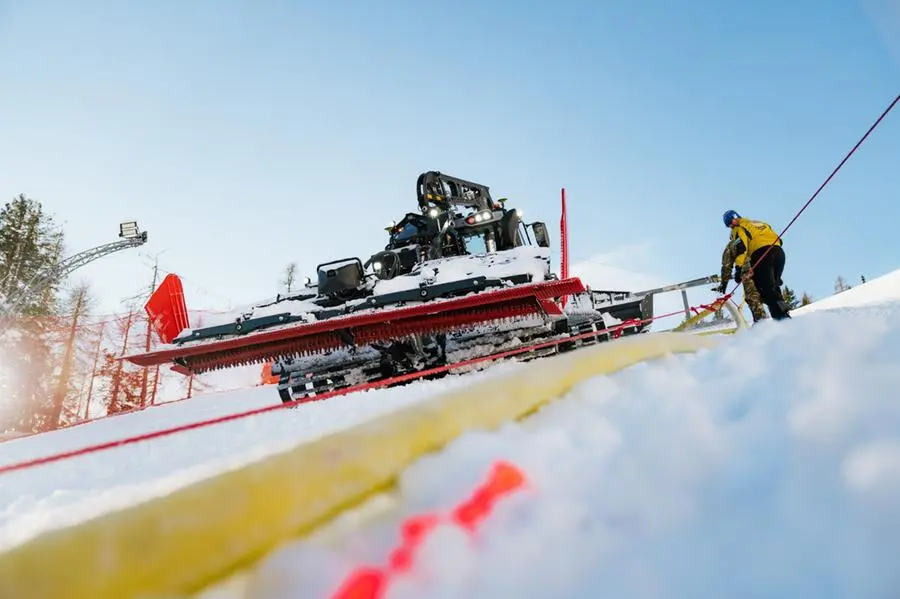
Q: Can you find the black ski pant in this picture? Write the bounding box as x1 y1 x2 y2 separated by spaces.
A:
749 245 791 320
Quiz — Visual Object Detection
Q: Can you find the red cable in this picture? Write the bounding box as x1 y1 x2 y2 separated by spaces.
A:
729 93 900 295
2 93 896 475
0 299 716 475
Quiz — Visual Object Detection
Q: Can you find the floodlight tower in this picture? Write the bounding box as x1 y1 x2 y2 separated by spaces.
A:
0 221 149 326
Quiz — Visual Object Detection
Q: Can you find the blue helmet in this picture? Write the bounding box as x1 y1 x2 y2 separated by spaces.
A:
723 210 740 226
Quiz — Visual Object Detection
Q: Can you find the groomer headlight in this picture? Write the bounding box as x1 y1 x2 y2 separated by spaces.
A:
480 210 492 221
428 207 439 218
372 261 382 272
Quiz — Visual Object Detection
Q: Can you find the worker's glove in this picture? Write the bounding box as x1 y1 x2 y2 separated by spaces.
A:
715 280 728 295
733 266 742 283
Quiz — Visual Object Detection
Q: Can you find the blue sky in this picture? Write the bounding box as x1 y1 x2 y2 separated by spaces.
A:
1 0 898 320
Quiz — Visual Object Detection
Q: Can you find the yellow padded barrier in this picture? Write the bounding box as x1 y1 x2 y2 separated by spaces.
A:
673 308 715 331
673 296 747 335
0 332 720 599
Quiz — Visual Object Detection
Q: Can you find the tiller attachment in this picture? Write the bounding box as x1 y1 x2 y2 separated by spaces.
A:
126 276 586 377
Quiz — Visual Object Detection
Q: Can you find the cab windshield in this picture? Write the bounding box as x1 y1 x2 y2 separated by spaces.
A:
390 215 436 247
393 221 421 243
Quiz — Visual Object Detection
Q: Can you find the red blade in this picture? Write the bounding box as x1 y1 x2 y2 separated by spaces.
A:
145 273 190 344
123 278 584 374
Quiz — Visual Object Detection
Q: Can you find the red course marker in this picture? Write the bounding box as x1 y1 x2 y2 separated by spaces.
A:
330 460 528 599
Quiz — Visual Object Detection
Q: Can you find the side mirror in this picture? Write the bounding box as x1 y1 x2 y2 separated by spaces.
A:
531 222 550 248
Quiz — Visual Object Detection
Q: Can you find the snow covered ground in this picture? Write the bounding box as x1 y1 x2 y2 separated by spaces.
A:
2 268 900 598
0 361 529 552
795 270 900 314
214 268 900 599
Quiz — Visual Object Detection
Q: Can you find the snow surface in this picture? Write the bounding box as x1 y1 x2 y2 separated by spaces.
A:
4 268 900 598
0 361 529 552
221 292 900 599
794 268 900 315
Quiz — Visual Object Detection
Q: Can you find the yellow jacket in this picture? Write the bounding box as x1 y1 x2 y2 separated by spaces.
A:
730 217 781 257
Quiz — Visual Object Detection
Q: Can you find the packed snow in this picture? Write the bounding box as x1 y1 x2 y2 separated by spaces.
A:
795 268 900 314
208 269 900 599
0 361 529 552
3 268 900 598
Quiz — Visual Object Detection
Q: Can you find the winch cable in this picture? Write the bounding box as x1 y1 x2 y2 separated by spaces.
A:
719 92 899 305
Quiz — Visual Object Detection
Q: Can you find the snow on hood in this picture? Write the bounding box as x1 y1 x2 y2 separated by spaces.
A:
372 245 551 295
178 246 552 335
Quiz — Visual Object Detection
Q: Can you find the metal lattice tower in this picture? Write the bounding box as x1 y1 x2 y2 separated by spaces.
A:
0 221 148 326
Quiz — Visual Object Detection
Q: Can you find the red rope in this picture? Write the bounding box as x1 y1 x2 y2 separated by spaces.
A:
611 318 643 339
0 296 732 475
695 297 732 314
2 93 896 475
728 93 900 296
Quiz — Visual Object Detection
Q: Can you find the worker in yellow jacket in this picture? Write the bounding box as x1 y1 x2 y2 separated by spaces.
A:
717 210 792 320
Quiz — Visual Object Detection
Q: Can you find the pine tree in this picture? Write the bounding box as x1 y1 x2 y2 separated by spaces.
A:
801 292 813 306
0 194 64 316
0 194 65 433
782 286 799 310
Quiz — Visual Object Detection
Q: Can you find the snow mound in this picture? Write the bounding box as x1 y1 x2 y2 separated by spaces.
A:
797 268 900 314
244 306 900 599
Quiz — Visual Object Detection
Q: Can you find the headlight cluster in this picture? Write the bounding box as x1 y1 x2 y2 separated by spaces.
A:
465 210 493 225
